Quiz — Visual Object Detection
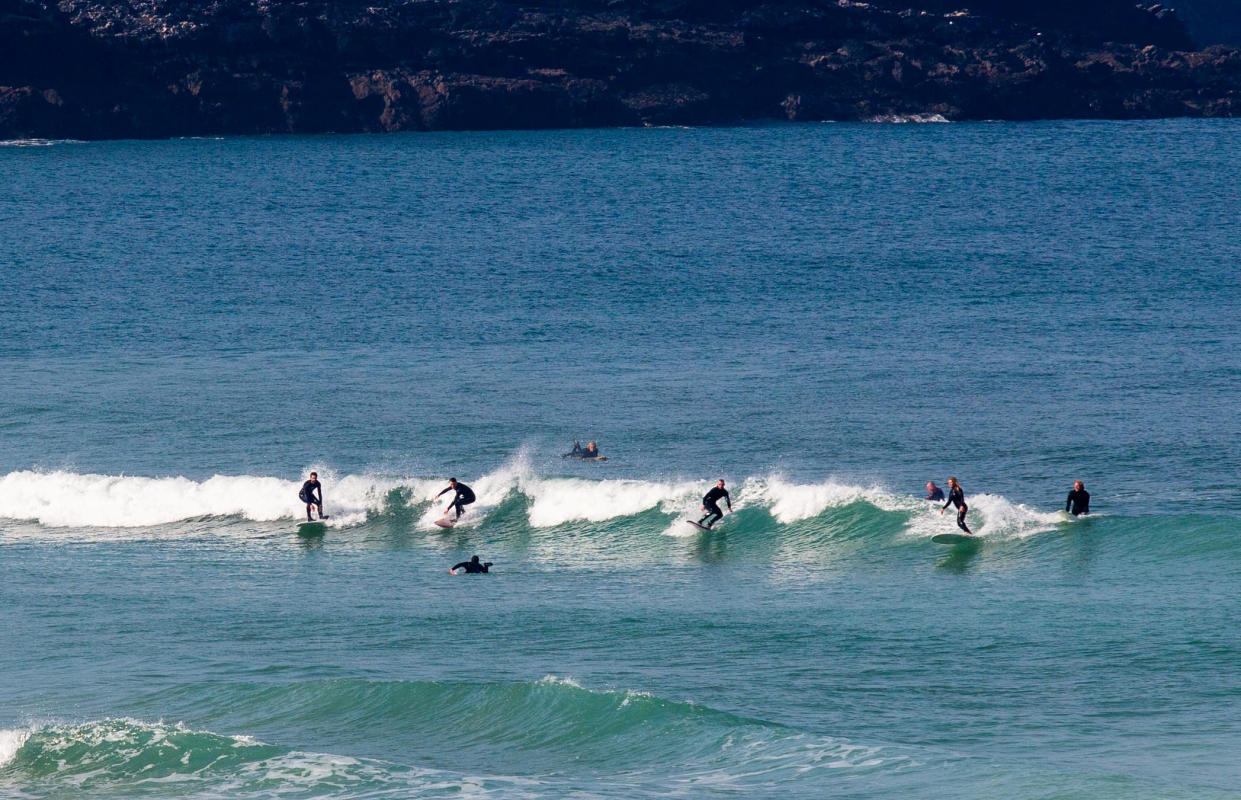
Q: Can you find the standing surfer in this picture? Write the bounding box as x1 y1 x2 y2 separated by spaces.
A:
435 478 476 521
697 479 733 529
940 477 971 535
299 472 326 521
1066 480 1090 516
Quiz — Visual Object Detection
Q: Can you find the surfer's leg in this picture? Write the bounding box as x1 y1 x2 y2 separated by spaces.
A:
306 503 314 521
453 499 465 519
957 507 971 534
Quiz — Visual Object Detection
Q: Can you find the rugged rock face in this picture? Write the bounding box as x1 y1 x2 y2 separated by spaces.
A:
1 0 1238 138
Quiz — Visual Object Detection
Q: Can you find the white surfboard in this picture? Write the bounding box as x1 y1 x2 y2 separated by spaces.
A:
433 518 456 529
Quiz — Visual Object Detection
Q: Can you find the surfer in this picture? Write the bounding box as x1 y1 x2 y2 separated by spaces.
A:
564 440 585 458
1066 481 1090 516
584 441 601 458
450 555 493 574
939 477 971 535
697 479 733 529
435 478 476 520
925 481 945 502
299 472 325 521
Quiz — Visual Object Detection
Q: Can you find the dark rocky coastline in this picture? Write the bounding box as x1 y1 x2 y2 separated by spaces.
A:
1 0 1239 139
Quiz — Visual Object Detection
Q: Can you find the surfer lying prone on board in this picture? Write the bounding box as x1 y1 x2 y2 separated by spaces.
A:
435 478 476 520
940 477 971 535
450 555 492 574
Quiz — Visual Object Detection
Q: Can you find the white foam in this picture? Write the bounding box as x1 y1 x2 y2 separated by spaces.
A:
904 492 1065 539
0 469 412 528
524 477 699 528
0 728 28 766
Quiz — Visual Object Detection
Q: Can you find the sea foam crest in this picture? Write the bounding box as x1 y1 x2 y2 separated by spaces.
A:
0 469 419 528
0 466 1067 539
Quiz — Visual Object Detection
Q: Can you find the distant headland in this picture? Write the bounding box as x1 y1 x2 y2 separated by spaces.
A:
2 0 1239 139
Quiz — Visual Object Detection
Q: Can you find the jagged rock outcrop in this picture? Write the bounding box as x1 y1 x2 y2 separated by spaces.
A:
1 0 1237 138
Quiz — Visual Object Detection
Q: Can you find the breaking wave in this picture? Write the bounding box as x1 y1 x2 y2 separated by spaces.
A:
0 465 1067 542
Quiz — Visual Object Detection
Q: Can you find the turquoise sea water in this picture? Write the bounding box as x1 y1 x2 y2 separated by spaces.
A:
1 121 1239 798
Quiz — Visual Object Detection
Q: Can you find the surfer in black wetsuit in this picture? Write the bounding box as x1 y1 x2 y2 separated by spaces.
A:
1066 481 1090 516
925 481 945 502
299 472 325 521
698 479 732 529
940 476 971 534
584 441 600 458
450 555 493 574
435 478 476 520
564 440 585 458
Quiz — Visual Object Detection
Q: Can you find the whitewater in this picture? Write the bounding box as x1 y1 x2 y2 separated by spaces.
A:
0 463 1066 540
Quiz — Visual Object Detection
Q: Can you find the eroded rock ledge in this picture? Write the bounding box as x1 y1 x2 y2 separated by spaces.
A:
1 0 1237 139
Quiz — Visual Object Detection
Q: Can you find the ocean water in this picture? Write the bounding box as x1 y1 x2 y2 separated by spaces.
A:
1 120 1239 799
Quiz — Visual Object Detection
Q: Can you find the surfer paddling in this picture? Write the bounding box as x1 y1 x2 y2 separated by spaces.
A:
299 472 327 521
939 477 971 535
1066 481 1090 516
435 478 476 521
449 555 493 574
925 481 945 502
697 479 733 529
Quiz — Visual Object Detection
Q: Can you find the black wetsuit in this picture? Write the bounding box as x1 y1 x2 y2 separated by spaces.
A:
926 487 945 502
437 482 476 519
452 559 492 574
942 486 971 533
1066 488 1090 516
299 480 323 519
698 486 732 528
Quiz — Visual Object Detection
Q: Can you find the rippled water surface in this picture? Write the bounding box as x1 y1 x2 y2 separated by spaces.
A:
1 121 1239 798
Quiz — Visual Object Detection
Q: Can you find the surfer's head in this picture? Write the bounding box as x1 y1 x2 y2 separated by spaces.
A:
717 479 725 488
947 477 958 488
449 477 457 485
1074 480 1084 490
470 555 480 564
310 472 317 480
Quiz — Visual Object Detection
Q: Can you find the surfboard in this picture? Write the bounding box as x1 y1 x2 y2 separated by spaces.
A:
685 520 715 531
932 533 976 545
297 520 326 534
433 518 455 529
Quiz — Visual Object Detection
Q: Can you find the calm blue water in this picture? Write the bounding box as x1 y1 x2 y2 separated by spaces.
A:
0 121 1239 799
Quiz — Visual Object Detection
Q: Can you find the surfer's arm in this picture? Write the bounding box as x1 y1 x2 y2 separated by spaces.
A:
725 491 732 511
434 487 449 499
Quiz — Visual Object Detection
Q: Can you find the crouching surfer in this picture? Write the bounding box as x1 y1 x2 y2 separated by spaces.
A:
450 555 493 574
697 479 733 529
299 472 328 521
435 478 476 521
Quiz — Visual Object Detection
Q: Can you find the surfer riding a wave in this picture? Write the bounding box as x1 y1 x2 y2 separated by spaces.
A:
435 478 476 521
939 476 971 535
298 472 327 521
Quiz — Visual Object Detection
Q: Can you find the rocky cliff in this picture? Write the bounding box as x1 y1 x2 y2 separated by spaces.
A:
1 0 1238 138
